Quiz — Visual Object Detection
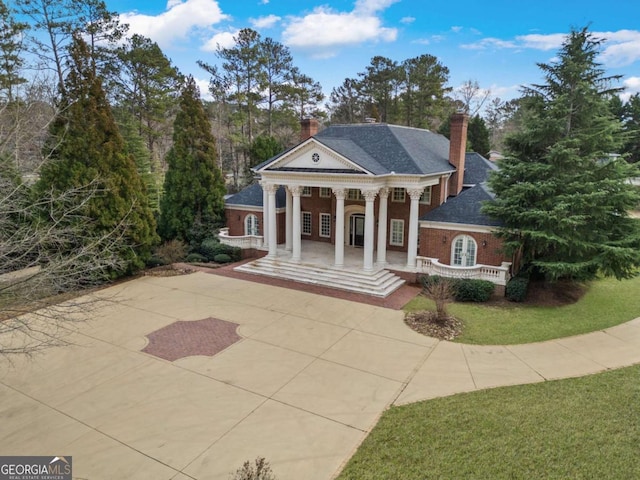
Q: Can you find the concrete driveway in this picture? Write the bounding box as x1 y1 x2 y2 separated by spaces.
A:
2 272 639 480
0 272 436 480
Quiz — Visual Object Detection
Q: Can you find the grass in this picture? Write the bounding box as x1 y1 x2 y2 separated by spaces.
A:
404 275 640 345
338 364 640 480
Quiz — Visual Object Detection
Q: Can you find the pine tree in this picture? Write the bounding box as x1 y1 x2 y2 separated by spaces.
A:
37 35 158 273
484 27 640 281
159 76 226 245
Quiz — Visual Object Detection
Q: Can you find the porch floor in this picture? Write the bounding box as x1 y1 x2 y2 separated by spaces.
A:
263 240 413 273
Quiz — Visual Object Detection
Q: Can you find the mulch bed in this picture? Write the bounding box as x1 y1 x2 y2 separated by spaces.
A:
404 311 463 341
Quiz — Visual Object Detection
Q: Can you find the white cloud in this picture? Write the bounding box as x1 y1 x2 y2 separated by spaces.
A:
194 76 213 100
462 29 640 69
121 0 229 49
451 25 463 33
620 76 640 102
461 37 517 50
201 30 237 51
353 0 399 14
400 16 415 24
412 38 430 45
599 30 640 67
516 33 566 51
250 14 281 29
282 2 397 57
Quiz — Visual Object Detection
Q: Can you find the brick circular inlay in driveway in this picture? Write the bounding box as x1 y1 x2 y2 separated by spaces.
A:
141 317 241 361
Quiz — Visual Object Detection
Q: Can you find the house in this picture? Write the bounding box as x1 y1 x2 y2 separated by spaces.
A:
220 113 512 296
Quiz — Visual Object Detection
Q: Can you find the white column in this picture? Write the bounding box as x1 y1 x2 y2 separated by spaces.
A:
285 187 293 251
376 187 389 267
362 188 378 272
406 187 424 268
265 183 279 258
261 181 269 248
290 185 302 263
333 188 346 268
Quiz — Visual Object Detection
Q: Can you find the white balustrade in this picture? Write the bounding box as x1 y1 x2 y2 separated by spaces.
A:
218 228 264 250
416 256 511 286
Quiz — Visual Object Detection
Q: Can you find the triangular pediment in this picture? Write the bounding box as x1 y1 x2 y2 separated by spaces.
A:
259 140 369 174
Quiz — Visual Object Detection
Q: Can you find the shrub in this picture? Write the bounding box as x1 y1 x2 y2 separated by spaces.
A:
230 457 276 480
154 239 187 264
185 253 207 263
198 238 242 262
506 276 529 302
146 255 167 268
453 279 495 302
213 253 231 264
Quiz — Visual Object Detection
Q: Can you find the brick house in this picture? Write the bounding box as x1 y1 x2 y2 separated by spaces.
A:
221 113 511 296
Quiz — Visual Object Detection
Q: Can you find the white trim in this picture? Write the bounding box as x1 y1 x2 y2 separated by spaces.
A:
319 213 331 238
256 139 373 175
390 219 405 246
302 211 312 235
391 187 406 203
419 221 496 234
244 214 259 236
451 234 477 267
226 204 287 213
419 186 432 205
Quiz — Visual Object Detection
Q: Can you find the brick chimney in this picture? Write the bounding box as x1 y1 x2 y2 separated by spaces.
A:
300 118 319 142
448 112 469 196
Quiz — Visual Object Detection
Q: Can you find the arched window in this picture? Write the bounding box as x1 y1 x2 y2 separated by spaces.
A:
245 214 259 236
452 235 477 267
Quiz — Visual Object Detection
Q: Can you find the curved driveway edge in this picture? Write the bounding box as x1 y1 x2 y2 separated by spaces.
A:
0 272 638 480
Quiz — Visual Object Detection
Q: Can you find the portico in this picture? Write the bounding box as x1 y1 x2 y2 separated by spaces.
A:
259 176 436 273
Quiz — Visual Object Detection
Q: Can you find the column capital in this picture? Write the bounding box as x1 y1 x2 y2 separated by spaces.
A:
288 185 302 196
262 182 279 194
407 187 424 200
378 187 390 199
361 188 378 202
332 187 346 200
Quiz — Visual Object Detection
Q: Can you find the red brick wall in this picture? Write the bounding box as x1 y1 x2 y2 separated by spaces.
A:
419 227 508 266
448 113 468 196
300 190 333 244
224 208 285 243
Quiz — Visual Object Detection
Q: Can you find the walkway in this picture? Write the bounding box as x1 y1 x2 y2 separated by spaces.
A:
0 272 639 480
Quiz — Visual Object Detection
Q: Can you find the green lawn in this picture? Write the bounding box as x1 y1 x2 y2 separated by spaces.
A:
404 275 640 344
338 365 640 480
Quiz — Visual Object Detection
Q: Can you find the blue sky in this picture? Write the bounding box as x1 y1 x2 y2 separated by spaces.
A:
105 0 640 105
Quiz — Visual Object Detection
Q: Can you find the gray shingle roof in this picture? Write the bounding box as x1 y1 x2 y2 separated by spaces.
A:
261 123 454 176
463 152 498 185
420 183 502 226
225 183 286 208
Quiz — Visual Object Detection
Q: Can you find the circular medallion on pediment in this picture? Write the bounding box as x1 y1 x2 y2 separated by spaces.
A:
312 152 320 163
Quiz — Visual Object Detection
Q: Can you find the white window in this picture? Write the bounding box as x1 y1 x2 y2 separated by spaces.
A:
420 186 432 205
452 235 477 267
390 219 404 246
392 188 406 203
301 186 312 197
347 189 364 201
319 213 331 237
244 214 259 236
319 187 331 198
302 211 312 235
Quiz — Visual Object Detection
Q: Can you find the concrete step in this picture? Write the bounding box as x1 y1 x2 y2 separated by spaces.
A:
234 258 405 297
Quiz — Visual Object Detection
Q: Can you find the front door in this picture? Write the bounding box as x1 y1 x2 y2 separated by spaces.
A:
350 214 365 247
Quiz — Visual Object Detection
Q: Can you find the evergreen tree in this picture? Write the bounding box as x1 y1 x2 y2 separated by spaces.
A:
159 76 226 245
467 115 490 155
37 36 158 273
484 27 640 281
